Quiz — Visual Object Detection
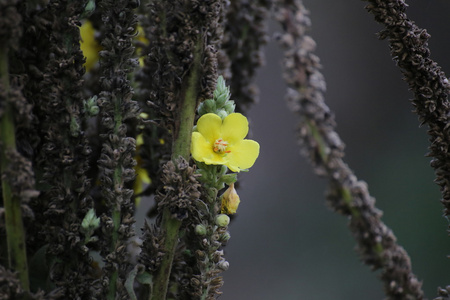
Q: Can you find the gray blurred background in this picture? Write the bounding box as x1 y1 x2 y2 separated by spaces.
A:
219 1 450 299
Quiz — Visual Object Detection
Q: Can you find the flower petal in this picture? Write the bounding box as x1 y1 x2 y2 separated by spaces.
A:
191 132 213 163
227 139 260 172
203 153 228 166
221 113 249 144
196 113 222 143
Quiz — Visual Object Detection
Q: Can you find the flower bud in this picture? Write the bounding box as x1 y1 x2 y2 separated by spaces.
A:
197 102 208 116
216 109 228 120
215 93 228 107
223 101 235 114
218 260 230 271
219 231 231 243
195 224 207 236
203 99 216 113
81 208 100 232
215 214 230 227
89 105 100 116
84 96 99 116
220 183 240 214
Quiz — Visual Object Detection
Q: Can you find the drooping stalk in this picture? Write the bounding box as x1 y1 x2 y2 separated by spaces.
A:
0 44 29 291
274 0 424 298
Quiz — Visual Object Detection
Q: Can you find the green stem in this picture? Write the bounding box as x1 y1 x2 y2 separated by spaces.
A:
151 38 203 300
171 42 202 161
0 46 30 291
200 167 219 300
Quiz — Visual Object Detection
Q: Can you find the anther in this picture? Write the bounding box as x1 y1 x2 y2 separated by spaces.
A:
214 138 230 154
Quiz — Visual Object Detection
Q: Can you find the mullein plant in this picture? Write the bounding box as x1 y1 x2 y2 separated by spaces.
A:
4 0 450 299
182 76 260 298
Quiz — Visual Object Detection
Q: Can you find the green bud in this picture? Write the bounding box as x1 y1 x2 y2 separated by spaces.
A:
215 76 227 95
215 93 228 107
197 102 208 116
84 96 99 116
224 101 235 114
216 109 228 119
81 208 100 234
204 99 216 113
220 231 231 242
195 224 207 236
81 0 96 19
90 105 100 115
215 214 230 227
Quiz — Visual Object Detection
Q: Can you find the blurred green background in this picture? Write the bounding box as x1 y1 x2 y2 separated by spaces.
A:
219 0 450 299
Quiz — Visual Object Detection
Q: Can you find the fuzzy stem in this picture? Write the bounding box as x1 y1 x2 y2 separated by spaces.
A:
171 39 203 161
0 46 30 291
201 166 219 300
106 95 125 300
151 38 203 300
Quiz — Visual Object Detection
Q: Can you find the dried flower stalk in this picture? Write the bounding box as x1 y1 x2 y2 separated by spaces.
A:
219 0 271 111
274 0 425 298
136 1 224 299
362 0 450 297
96 0 139 298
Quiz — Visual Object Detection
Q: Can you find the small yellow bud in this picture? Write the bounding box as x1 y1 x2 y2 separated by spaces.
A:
220 183 240 214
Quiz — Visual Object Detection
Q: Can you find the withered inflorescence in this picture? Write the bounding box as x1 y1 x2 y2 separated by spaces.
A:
274 0 425 299
96 0 140 298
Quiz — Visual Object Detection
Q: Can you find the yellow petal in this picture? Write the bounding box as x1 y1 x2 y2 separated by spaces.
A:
196 113 222 143
227 139 260 172
136 134 144 146
137 167 151 184
191 132 213 163
80 21 101 72
203 152 228 166
136 25 149 45
221 113 249 144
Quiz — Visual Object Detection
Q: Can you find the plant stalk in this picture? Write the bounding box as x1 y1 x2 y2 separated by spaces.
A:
151 38 202 300
107 96 125 300
0 45 30 291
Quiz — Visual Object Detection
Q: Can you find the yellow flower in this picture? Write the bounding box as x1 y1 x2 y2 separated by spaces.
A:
133 134 151 206
79 20 102 72
191 113 259 172
135 25 149 67
221 183 240 214
80 22 149 71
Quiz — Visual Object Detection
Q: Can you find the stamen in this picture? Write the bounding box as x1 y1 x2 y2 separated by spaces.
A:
214 138 230 154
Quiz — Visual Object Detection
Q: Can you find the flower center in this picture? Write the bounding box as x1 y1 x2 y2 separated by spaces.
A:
213 138 231 154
